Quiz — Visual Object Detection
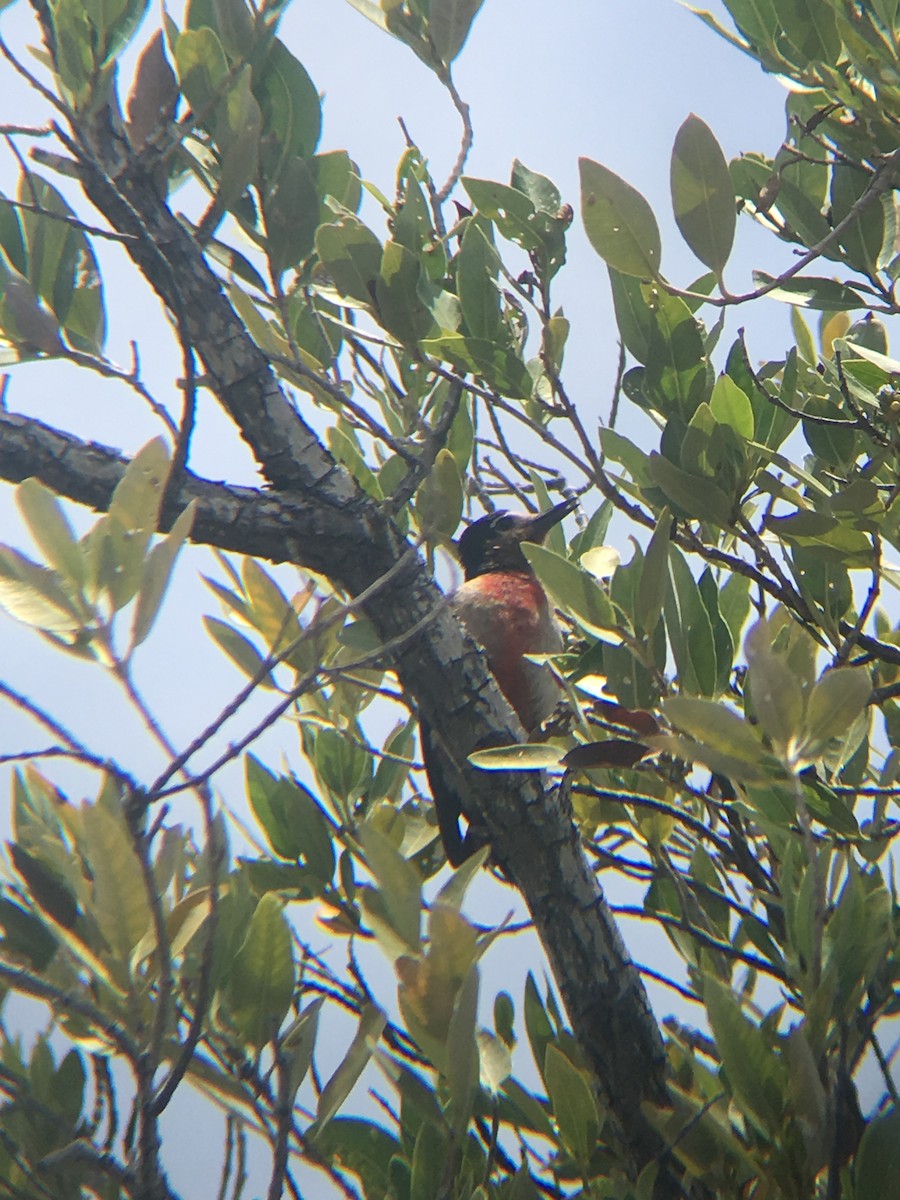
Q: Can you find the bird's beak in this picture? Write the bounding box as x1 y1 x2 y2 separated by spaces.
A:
519 496 579 543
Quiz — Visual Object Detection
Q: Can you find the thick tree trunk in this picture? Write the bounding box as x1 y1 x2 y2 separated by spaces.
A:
0 68 680 1191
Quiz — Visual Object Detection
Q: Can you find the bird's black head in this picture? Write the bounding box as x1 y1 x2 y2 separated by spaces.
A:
456 498 578 580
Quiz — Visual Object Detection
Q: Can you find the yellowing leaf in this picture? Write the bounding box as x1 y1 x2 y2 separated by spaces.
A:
468 743 564 771
16 478 85 590
579 545 620 580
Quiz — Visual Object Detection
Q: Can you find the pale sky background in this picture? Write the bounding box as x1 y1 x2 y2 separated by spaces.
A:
0 1 875 1196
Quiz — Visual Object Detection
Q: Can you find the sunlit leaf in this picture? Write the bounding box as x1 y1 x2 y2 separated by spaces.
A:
670 114 735 275
130 501 196 648
580 157 661 279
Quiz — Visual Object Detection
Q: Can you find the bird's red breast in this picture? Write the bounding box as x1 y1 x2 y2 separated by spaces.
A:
452 569 562 735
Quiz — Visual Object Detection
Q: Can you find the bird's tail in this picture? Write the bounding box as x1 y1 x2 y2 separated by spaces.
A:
419 717 489 867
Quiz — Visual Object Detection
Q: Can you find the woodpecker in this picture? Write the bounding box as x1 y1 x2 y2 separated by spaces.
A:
421 497 577 866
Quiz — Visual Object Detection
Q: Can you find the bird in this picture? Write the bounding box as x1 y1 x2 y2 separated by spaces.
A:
421 497 578 866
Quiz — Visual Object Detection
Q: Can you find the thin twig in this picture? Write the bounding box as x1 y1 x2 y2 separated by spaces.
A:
0 196 136 243
434 69 473 210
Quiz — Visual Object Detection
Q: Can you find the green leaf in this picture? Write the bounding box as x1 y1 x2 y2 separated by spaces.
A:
709 373 754 440
9 844 78 930
435 845 490 911
836 340 900 377
745 619 805 754
703 977 785 1137
580 157 661 279
712 0 780 52
420 332 532 398
254 39 321 180
608 267 656 364
661 697 767 769
370 720 416 803
579 544 620 581
796 667 871 763
187 0 254 57
81 804 152 966
130 501 196 648
415 448 463 540
523 973 554 1084
313 1004 386 1134
17 176 105 353
753 272 867 311
53 1047 86 1125
0 896 58 969
245 756 335 886
544 1044 600 1165
0 196 26 276
461 177 541 251
329 423 382 499
314 149 362 221
446 965 479 1133
315 216 382 304
666 545 718 697
698 567 735 697
264 154 319 277
831 162 885 276
770 512 873 567
855 1106 900 1200
0 545 85 634
598 426 653 485
175 26 229 117
281 998 323 1103
215 67 261 210
397 907 479 1066
636 507 670 636
314 726 372 804
242 859 320 900
410 1122 446 1200
457 218 501 341
104 438 170 607
428 0 485 64
204 616 274 685
521 542 620 639
108 436 168 540
241 558 300 649
777 0 840 65
15 478 85 592
228 893 295 1047
648 453 733 526
375 239 436 344
512 158 562 215
670 114 735 275
312 1119 400 1200
358 824 421 954
49 0 95 99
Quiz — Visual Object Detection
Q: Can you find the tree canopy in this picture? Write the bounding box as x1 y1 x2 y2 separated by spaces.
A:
0 1 898 1198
